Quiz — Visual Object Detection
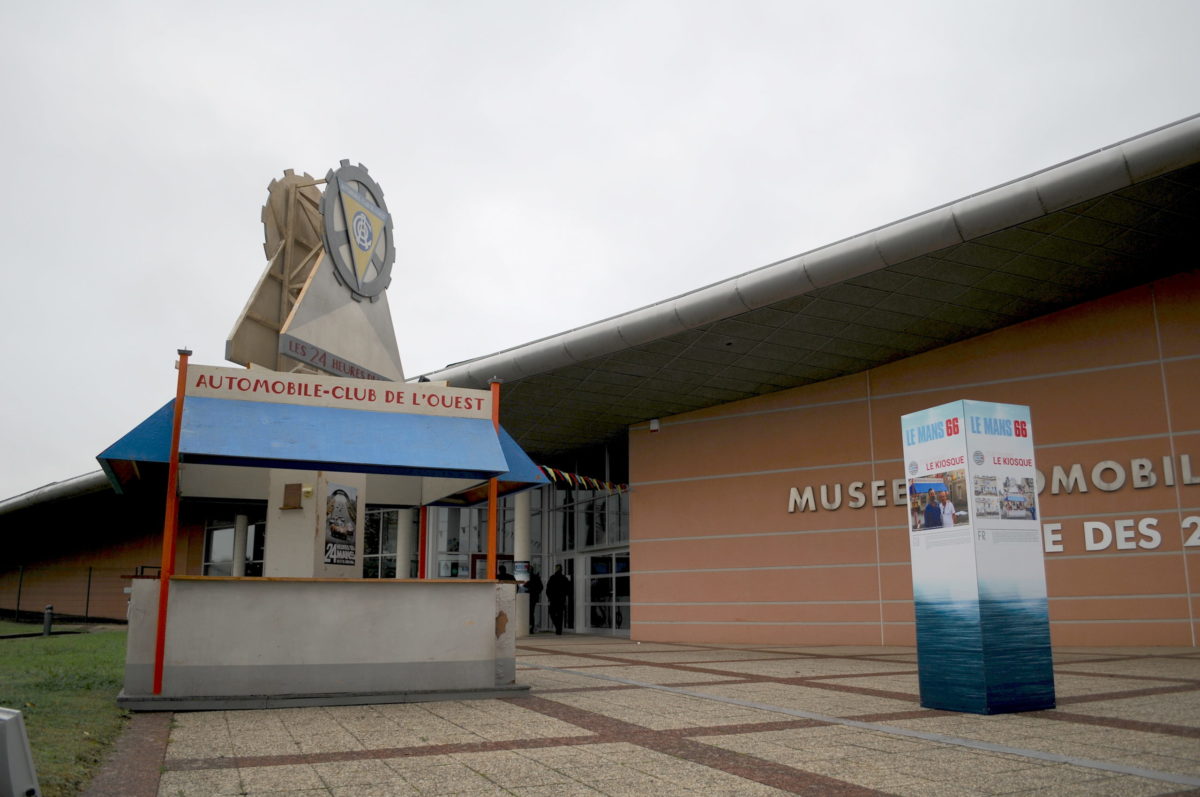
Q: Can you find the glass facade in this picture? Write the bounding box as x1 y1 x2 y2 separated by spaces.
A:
432 505 514 579
586 552 630 632
538 485 631 636
264 484 632 634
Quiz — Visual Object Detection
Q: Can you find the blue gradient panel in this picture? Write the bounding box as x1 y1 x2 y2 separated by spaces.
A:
915 597 1054 713
980 597 1055 712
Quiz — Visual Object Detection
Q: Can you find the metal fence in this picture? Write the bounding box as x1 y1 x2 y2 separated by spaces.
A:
0 564 149 623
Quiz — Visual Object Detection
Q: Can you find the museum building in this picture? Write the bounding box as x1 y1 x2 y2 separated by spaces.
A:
2 114 1198 648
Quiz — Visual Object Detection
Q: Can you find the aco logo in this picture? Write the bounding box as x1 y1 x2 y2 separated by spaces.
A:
320 161 395 301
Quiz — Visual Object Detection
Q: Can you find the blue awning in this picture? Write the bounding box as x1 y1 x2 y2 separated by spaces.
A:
98 396 543 492
429 426 549 505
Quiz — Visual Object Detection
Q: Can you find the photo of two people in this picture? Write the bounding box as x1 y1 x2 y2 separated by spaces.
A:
909 469 968 530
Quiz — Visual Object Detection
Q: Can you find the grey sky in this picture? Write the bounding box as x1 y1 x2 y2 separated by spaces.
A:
1 0 1198 497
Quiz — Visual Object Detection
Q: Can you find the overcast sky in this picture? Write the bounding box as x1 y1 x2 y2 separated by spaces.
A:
1 0 1198 497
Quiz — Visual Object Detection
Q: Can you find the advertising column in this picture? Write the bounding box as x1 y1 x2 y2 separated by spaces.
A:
901 400 1055 714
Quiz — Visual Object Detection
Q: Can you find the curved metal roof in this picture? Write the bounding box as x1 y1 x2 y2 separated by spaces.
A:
421 114 1200 460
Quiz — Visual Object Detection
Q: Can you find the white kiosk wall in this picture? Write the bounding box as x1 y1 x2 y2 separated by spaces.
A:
265 470 365 578
901 400 1055 714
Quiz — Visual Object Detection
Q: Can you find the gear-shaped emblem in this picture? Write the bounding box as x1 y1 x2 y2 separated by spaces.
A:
320 160 395 301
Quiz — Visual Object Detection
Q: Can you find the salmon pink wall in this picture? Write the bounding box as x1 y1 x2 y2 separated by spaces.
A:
629 272 1200 647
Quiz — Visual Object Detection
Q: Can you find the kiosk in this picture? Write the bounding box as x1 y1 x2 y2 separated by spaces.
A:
107 162 546 709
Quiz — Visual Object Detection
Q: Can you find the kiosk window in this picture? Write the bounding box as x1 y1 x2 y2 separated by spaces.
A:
203 518 265 576
364 510 398 578
364 509 419 578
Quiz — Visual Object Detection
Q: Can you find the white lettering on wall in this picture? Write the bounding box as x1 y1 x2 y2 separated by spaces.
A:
1042 523 1064 553
1092 461 1126 492
1036 516 1200 554
1076 519 1163 552
820 483 842 510
788 486 815 513
1050 464 1087 494
784 453 1195 514
1114 518 1137 549
1084 521 1111 551
847 482 866 508
1131 458 1156 488
1138 517 1161 549
1183 516 1200 547
1183 455 1200 485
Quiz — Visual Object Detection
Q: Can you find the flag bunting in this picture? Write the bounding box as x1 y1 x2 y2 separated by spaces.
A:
538 466 628 493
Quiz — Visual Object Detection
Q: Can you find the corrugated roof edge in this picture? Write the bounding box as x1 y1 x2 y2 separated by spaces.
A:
0 470 111 517
419 112 1200 390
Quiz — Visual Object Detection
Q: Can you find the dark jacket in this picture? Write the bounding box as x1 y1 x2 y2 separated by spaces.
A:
527 572 543 604
546 571 570 605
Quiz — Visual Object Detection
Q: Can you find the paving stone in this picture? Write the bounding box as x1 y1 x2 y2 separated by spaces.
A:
104 639 1200 797
329 783 419 797
156 768 243 797
312 758 404 788
237 763 326 793
509 785 607 796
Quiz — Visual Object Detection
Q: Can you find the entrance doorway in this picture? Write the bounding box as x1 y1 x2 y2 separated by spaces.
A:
585 551 629 636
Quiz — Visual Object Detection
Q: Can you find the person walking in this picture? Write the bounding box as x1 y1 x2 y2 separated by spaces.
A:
546 564 571 635
526 568 543 633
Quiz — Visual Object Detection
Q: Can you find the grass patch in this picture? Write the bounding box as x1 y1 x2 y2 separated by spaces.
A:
0 619 80 636
0 630 128 797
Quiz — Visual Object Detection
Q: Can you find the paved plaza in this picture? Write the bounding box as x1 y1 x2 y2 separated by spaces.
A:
86 636 1200 796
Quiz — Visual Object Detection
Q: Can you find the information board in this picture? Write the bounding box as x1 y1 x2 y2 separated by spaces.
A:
901 399 1055 714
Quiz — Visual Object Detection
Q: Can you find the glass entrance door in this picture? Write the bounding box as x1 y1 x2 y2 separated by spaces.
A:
585 551 629 636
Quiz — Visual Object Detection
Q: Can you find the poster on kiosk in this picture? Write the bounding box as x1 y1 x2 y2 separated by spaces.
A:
901 400 1055 714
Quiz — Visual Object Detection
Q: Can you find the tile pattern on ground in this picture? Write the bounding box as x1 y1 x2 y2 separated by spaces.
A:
77 636 1200 797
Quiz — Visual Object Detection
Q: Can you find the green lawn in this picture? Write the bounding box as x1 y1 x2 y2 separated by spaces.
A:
0 630 128 797
0 619 80 636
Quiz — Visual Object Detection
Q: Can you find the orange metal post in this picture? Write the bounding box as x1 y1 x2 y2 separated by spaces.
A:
487 479 499 579
487 379 501 580
152 349 191 695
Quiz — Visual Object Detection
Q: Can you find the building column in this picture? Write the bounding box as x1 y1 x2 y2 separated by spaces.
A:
232 514 248 577
396 508 415 578
514 490 531 637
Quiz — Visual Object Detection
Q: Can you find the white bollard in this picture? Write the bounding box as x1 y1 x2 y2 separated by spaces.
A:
0 707 41 797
